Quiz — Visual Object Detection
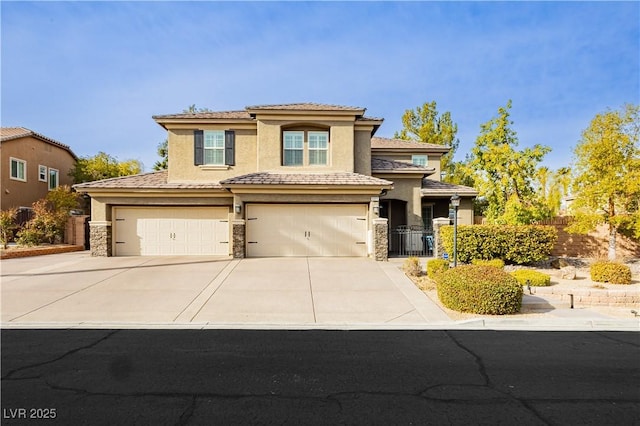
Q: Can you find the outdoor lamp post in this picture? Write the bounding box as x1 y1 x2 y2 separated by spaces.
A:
450 193 460 267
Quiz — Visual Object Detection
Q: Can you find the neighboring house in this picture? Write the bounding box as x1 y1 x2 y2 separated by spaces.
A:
74 103 476 259
1 127 77 211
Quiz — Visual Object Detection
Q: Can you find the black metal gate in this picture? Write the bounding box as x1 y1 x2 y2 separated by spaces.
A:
389 226 433 257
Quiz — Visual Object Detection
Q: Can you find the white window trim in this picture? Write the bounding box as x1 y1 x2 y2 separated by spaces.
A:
39 165 48 182
203 130 225 165
10 157 27 182
282 130 330 166
412 155 428 167
308 131 329 166
283 131 304 166
48 168 59 190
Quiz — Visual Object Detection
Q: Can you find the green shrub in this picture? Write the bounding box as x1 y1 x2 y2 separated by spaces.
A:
436 265 523 315
510 269 551 287
0 207 18 249
471 259 505 269
427 259 450 279
440 225 557 265
403 257 422 277
590 261 632 285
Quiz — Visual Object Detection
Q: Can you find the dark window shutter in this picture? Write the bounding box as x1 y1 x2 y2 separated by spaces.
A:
194 130 204 165
225 130 235 166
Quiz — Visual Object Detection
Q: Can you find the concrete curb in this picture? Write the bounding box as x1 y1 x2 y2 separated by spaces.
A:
2 318 638 331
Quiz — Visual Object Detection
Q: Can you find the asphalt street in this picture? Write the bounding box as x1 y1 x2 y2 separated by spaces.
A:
2 329 639 425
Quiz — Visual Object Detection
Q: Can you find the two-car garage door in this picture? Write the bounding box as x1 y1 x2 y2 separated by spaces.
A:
245 204 368 257
113 207 229 256
112 204 369 257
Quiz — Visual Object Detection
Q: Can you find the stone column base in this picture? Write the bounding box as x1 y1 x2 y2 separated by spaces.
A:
232 220 246 259
89 221 112 256
373 218 389 261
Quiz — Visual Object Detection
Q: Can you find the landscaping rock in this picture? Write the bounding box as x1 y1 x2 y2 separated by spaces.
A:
560 265 576 280
551 258 570 269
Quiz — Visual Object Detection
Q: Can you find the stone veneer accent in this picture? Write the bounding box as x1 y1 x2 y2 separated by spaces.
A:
89 221 112 257
232 220 246 259
432 217 451 259
373 218 388 261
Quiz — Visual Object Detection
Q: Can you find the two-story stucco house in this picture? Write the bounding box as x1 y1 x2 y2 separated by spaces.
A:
1 127 77 211
74 103 476 259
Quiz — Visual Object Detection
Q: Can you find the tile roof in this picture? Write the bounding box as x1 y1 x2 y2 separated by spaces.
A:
73 170 224 190
221 172 393 186
246 103 364 111
152 110 252 120
371 136 450 152
0 127 77 159
421 179 478 197
153 103 383 122
371 157 435 173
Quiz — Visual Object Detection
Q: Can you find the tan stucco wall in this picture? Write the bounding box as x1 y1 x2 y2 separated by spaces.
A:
1 137 76 210
257 120 355 172
377 176 424 227
165 117 363 183
353 130 371 175
458 198 474 225
167 128 258 182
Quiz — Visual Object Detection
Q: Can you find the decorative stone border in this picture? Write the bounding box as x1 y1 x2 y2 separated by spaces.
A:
531 286 640 307
0 245 85 259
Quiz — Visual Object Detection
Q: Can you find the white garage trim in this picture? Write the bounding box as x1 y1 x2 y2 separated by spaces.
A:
113 207 230 256
245 204 368 257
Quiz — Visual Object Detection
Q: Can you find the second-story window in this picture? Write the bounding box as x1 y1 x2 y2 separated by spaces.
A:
283 131 304 166
283 130 329 166
204 131 225 165
412 155 428 167
308 132 328 165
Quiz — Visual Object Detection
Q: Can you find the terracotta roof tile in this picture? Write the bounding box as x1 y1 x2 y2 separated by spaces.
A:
153 111 252 120
372 157 435 173
0 127 77 159
371 136 450 152
421 179 478 197
221 172 392 186
73 170 224 190
245 103 364 112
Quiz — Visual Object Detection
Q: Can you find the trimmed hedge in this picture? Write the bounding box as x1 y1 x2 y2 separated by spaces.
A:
471 259 505 269
427 259 450 279
590 261 632 285
440 225 557 265
510 269 551 287
436 265 523 315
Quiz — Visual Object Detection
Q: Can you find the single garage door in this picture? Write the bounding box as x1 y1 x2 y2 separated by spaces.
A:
246 204 368 257
113 207 230 256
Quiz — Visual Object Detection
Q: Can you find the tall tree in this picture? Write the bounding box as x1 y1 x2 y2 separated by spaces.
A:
69 152 143 183
566 104 640 260
394 101 459 181
153 139 168 171
153 105 211 171
470 100 551 224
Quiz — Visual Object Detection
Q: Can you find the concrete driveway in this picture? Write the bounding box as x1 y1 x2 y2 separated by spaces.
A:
1 252 450 327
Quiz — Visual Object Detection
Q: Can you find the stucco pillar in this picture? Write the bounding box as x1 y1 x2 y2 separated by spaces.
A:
89 221 112 256
373 218 388 261
432 217 451 259
232 219 246 259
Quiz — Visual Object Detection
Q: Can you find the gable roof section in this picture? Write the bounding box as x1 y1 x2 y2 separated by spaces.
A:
0 127 77 159
221 172 392 187
246 103 364 112
371 157 435 175
371 136 450 153
73 170 223 191
421 179 478 197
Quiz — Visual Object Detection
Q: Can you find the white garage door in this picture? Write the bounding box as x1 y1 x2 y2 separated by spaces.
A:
246 204 368 257
113 207 230 256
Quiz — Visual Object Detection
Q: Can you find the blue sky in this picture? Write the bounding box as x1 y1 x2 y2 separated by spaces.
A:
2 1 638 172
